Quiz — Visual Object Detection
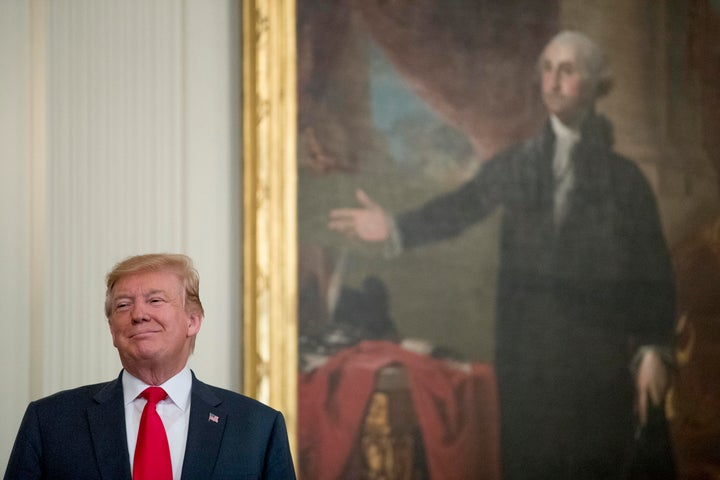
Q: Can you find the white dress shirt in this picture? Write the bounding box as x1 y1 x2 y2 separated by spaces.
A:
550 115 581 227
123 367 192 480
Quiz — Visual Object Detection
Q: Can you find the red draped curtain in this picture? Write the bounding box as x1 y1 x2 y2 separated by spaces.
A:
298 0 559 172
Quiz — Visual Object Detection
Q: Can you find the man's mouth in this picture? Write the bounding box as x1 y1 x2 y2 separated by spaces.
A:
130 330 160 339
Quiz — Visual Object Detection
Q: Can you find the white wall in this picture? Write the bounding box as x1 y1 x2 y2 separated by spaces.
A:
0 0 242 471
0 0 33 471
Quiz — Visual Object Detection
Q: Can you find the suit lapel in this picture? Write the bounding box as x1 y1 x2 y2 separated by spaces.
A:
87 373 132 480
181 374 226 479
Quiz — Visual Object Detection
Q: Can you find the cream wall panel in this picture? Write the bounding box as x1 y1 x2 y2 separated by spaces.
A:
0 0 32 472
183 0 242 390
1 0 241 472
42 0 185 393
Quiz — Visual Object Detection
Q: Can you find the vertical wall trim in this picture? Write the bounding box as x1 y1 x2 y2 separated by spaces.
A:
29 0 47 400
180 0 188 252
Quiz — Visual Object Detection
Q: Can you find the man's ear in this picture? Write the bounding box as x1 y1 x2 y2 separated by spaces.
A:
187 312 203 336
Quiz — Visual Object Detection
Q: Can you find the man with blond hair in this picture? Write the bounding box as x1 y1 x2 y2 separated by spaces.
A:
6 253 296 480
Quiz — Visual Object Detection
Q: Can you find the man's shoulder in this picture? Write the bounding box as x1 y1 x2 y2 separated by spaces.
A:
485 127 551 168
497 134 545 160
26 379 118 415
599 150 651 186
192 377 281 416
477 132 549 179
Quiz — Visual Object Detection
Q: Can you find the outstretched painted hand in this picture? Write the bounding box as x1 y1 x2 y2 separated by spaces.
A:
328 189 391 243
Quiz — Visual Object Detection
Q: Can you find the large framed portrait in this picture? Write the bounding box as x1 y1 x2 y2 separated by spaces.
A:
243 1 720 478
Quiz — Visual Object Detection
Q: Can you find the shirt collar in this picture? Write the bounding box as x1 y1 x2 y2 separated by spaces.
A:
122 366 193 412
550 115 581 143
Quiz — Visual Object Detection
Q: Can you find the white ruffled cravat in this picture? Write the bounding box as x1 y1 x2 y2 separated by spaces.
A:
550 115 581 227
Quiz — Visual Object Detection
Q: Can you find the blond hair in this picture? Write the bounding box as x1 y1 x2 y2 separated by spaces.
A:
104 253 204 319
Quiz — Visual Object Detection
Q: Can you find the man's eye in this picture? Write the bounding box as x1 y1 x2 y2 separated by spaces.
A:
115 302 130 310
149 298 164 304
559 64 575 75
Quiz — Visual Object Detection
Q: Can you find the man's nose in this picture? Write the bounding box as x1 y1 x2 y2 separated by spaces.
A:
131 303 150 323
549 69 561 90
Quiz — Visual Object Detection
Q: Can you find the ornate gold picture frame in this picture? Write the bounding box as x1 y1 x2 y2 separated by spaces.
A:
242 0 720 476
242 0 298 450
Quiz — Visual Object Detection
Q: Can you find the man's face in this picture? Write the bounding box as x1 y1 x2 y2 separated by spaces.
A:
539 40 595 126
108 270 202 375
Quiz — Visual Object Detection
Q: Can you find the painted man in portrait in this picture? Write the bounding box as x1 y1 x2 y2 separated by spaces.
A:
329 31 676 480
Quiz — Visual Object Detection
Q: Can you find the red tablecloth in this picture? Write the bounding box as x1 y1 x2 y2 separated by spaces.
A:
299 340 500 480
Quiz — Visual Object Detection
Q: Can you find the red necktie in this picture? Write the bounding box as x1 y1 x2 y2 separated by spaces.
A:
133 386 173 480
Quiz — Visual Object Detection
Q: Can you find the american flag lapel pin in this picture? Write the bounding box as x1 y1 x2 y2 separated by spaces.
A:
208 412 219 423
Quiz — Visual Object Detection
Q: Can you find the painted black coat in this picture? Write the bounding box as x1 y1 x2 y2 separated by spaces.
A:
397 115 675 479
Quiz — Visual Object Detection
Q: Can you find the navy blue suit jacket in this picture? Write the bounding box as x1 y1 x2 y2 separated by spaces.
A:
4 372 296 479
